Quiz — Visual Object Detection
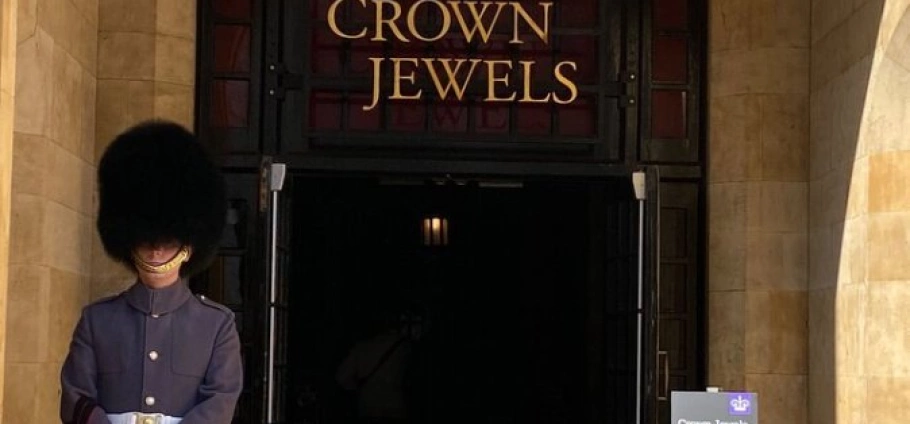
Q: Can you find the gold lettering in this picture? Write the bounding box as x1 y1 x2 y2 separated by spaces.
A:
408 0 451 42
391 58 423 99
553 61 578 104
486 60 516 101
372 0 409 42
364 58 385 111
448 1 508 44
510 2 552 44
519 61 551 102
328 0 368 39
423 58 482 100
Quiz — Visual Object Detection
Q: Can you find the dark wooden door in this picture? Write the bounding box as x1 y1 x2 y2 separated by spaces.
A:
194 1 706 423
656 180 701 422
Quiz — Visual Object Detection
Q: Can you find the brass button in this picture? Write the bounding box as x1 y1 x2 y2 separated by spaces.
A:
143 418 154 424
149 350 159 361
144 396 155 406
151 314 160 318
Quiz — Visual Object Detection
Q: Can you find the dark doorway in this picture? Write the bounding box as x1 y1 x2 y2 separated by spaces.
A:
284 174 643 424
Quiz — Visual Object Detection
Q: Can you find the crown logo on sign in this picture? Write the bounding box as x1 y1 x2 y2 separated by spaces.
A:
730 395 751 412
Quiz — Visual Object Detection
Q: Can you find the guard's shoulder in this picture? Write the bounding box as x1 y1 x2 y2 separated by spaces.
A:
194 293 234 317
79 292 125 318
85 292 124 308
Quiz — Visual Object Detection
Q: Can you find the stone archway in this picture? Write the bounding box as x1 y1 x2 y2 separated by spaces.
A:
808 2 910 423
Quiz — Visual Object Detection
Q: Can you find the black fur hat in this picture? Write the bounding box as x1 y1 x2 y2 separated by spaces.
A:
97 120 226 277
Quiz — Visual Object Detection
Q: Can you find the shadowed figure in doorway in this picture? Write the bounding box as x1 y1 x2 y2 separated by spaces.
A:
336 303 429 424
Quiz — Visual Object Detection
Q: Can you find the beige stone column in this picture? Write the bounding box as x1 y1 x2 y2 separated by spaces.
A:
92 0 197 298
708 0 809 421
0 0 18 418
4 0 98 421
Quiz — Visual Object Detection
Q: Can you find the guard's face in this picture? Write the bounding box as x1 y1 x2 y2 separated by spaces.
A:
134 241 183 264
133 240 188 288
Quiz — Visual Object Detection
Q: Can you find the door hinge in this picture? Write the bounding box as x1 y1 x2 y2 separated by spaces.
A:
620 71 638 108
267 63 303 99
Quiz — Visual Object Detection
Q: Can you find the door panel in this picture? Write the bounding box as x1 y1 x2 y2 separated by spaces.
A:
656 181 701 422
638 167 661 424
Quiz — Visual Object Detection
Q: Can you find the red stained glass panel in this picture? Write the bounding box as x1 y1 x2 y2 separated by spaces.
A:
560 0 598 27
655 0 688 31
653 36 688 83
388 102 427 132
349 38 381 76
312 0 335 20
213 0 250 20
475 34 511 61
475 102 510 135
349 0 372 23
558 96 596 137
517 104 551 136
561 35 599 84
431 101 469 133
312 28 344 76
349 94 381 131
211 80 249 128
519 39 554 83
214 25 250 73
651 90 687 139
435 34 471 59
309 92 342 130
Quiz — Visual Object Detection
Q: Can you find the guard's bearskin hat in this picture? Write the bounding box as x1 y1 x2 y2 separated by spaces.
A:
97 120 226 277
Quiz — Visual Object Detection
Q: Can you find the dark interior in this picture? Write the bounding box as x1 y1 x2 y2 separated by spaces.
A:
285 175 640 424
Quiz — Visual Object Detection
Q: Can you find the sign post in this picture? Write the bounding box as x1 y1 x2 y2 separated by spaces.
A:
671 390 758 424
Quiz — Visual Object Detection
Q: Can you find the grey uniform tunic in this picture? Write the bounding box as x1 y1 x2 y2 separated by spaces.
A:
60 280 243 424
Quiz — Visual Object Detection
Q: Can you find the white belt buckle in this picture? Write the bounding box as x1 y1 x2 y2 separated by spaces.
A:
133 412 164 424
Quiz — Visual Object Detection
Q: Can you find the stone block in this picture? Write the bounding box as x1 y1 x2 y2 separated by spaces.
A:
155 35 195 85
745 290 807 374
760 94 808 181
99 0 155 33
865 282 910 376
868 213 910 281
744 373 808 423
709 95 762 182
98 31 155 80
708 291 745 377
5 264 50 363
14 28 53 136
746 232 807 291
157 0 195 38
12 132 49 196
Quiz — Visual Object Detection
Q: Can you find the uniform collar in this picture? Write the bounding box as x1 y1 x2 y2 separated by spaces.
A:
125 278 193 316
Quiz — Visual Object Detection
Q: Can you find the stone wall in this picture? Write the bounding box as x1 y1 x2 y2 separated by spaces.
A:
4 0 98 420
0 0 18 418
707 0 810 421
1 0 197 421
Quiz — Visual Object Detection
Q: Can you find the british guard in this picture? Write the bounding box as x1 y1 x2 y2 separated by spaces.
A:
60 121 243 424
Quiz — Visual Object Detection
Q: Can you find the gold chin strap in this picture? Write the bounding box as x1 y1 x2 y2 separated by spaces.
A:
132 246 190 274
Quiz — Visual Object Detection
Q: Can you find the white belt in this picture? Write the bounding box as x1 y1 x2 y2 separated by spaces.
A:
106 413 182 424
